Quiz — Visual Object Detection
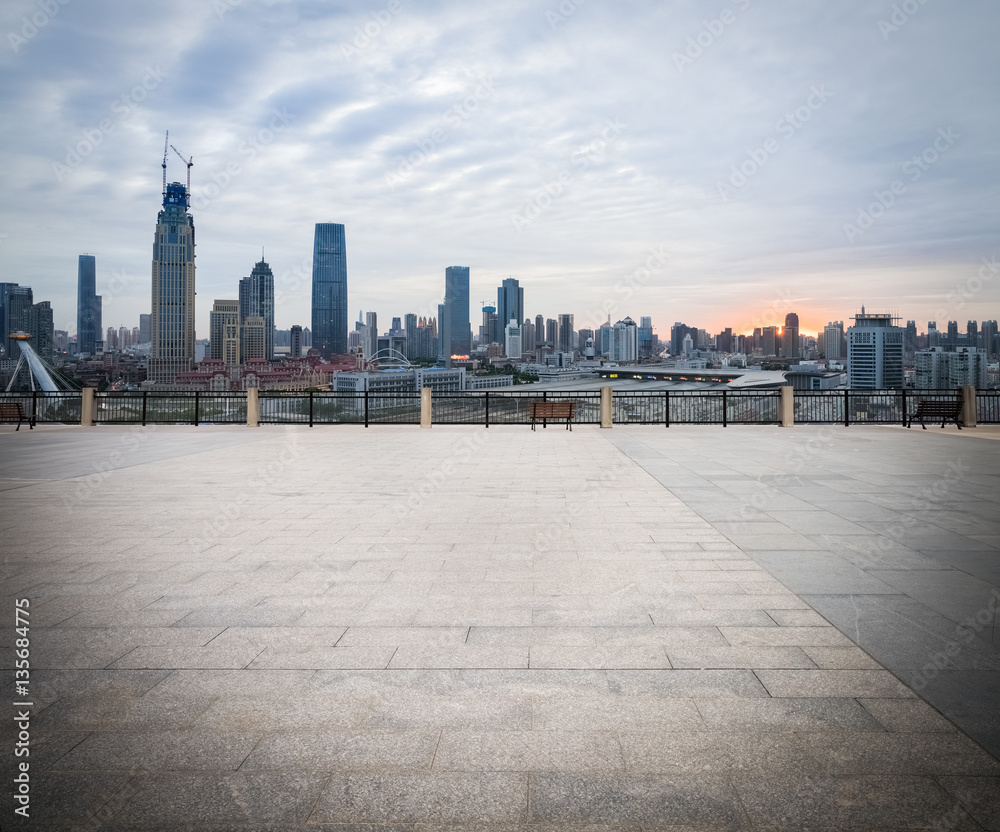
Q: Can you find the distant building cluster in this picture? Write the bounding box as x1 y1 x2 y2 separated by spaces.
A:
2 157 998 393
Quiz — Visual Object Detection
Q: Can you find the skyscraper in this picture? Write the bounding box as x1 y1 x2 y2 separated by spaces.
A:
505 319 521 358
824 321 845 359
557 314 575 354
311 223 348 357
77 254 100 355
210 300 241 366
239 259 274 361
149 181 196 384
4 285 33 361
290 325 303 358
782 312 800 359
847 309 904 389
497 278 523 338
534 314 545 348
443 266 471 363
139 313 151 344
24 301 54 364
365 311 378 359
611 317 638 361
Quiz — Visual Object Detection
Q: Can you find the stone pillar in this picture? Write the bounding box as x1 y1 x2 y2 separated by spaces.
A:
80 387 96 426
420 387 432 428
780 385 794 428
962 385 977 428
246 388 260 427
600 386 612 429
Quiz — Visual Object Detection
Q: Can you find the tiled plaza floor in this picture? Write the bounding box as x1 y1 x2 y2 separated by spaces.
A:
1 423 998 830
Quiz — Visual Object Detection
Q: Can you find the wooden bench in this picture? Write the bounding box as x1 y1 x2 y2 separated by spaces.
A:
908 398 962 430
0 402 33 431
530 400 576 431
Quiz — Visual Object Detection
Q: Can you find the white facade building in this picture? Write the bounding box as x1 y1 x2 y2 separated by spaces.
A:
847 310 904 389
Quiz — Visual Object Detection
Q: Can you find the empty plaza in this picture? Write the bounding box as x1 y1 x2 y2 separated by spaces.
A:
1 423 999 830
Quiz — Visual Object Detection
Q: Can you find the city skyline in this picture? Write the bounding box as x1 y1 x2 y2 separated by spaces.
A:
1 2 997 340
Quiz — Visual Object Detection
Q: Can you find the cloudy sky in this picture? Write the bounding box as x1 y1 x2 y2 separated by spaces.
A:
2 0 998 340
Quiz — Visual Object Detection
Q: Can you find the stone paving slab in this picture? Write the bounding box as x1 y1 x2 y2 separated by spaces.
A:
1 423 999 830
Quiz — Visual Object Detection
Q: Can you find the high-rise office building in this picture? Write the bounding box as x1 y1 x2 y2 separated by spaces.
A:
139 313 151 344
497 278 523 338
847 309 904 389
557 314 575 354
210 300 241 366
443 267 471 364
239 259 275 362
365 311 378 359
311 223 348 357
505 319 521 359
981 320 998 359
480 305 498 347
149 181 196 384
290 325 303 358
4 285 33 361
23 301 54 364
761 326 778 357
77 254 101 355
534 314 545 348
638 317 654 357
242 316 266 362
824 321 845 360
611 317 638 361
0 283 18 359
522 319 536 353
782 313 800 359
904 321 918 357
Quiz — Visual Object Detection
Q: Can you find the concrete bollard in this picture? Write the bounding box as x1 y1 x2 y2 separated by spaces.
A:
600 386 612 429
962 385 977 428
80 387 96 426
247 388 260 427
780 385 794 427
420 387 432 428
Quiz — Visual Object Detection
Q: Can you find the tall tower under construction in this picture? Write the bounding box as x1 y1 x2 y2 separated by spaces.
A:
149 177 196 384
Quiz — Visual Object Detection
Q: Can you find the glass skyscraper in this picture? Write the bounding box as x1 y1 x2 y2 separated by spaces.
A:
497 277 523 332
443 266 471 364
311 223 348 357
149 181 196 384
77 254 100 355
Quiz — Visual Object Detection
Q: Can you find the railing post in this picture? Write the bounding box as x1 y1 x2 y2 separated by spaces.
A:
665 390 670 428
844 389 850 427
364 390 369 428
600 386 613 429
80 387 96 426
485 390 490 428
420 387 432 428
900 388 907 427
962 385 977 427
141 391 148 426
31 391 37 424
309 391 314 427
722 390 728 427
246 388 259 427
193 391 200 426
779 385 793 428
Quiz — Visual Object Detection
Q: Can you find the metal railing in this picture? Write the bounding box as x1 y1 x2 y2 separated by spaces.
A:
259 391 421 426
1 388 996 426
95 392 247 424
793 389 965 426
0 391 81 424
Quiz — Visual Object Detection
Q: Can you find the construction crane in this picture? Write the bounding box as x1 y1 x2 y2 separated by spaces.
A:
170 143 193 205
161 130 169 196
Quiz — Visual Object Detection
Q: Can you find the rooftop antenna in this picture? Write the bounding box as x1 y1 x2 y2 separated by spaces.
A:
170 142 193 205
161 130 168 197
